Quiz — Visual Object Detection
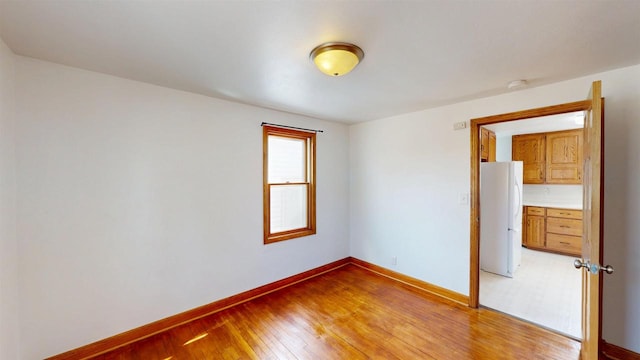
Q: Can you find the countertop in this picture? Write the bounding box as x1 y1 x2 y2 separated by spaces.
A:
522 201 582 210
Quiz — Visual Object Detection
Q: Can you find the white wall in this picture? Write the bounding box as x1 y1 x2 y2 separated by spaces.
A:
349 108 471 294
8 51 640 357
495 135 512 162
14 57 350 359
349 64 640 353
523 184 583 209
599 65 640 351
0 37 19 360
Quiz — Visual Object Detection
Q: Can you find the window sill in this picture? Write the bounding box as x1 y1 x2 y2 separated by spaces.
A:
265 229 316 244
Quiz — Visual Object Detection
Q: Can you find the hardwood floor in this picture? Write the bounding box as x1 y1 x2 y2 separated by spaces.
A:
98 264 580 359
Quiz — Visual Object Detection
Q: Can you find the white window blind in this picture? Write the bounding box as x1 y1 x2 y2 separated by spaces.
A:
268 136 306 183
268 135 308 233
270 184 307 233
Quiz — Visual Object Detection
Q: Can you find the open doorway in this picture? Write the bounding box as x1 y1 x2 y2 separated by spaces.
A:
477 112 585 338
469 82 604 358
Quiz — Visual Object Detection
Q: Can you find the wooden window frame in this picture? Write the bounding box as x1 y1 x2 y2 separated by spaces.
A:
263 126 316 244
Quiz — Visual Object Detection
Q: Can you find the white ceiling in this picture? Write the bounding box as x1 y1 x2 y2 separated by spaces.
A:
1 1 639 124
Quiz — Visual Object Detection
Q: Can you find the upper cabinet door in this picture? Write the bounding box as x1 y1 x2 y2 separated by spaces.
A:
480 127 489 161
512 133 546 184
546 129 583 184
488 131 496 162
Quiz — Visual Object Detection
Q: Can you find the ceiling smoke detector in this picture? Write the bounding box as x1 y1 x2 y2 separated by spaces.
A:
507 80 528 90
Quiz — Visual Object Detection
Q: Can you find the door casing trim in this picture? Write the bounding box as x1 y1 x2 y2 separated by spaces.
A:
468 100 591 308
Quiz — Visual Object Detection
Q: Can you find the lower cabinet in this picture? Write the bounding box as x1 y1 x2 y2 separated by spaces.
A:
546 234 581 255
524 208 546 249
523 206 582 257
545 208 582 255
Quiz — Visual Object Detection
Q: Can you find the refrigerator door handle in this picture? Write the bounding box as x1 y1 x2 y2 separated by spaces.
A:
514 177 522 219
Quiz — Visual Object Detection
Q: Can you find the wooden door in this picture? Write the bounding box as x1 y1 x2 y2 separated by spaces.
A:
581 80 603 359
546 129 583 184
512 134 545 184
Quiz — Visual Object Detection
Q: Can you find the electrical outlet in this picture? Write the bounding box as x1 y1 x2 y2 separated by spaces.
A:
453 121 467 130
392 256 397 266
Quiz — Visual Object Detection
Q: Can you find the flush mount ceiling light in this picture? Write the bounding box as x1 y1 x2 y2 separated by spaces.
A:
310 42 364 77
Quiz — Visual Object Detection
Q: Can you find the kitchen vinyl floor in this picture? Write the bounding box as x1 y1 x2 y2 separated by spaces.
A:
480 247 581 339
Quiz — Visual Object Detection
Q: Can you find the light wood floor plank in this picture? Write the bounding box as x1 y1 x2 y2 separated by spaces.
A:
98 264 580 359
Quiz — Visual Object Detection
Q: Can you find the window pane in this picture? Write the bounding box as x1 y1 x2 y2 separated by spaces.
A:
268 136 306 183
270 184 307 233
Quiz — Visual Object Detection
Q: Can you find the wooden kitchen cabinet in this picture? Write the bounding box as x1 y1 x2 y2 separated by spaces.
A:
512 129 583 184
524 207 546 249
512 134 546 184
481 128 489 160
546 217 582 236
546 234 581 255
488 131 496 162
546 129 583 184
545 208 583 256
523 206 582 256
546 208 582 219
480 127 496 162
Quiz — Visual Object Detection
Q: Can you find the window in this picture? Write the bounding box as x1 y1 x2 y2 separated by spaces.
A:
263 126 316 244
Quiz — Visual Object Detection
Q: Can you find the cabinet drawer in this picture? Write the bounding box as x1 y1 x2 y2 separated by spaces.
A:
547 208 582 219
526 207 546 216
547 217 582 236
547 233 581 255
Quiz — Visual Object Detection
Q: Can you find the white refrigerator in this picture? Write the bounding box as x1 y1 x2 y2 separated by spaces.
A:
480 161 523 278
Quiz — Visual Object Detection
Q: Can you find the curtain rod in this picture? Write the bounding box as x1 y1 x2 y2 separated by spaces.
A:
261 122 323 133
